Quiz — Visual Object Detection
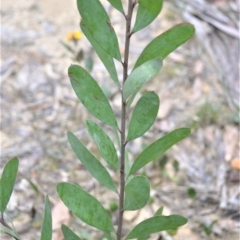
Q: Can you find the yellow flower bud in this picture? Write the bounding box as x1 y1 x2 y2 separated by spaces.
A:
65 31 83 42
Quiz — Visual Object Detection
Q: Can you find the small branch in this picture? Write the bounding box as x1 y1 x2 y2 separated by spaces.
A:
117 0 135 239
0 214 20 240
128 32 133 38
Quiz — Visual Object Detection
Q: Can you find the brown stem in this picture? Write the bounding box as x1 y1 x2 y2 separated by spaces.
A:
0 214 20 240
117 1 134 239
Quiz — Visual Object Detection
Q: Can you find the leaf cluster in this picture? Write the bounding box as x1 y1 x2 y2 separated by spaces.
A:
0 0 195 239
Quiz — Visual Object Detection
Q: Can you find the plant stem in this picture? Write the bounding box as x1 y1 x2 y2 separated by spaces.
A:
0 214 20 240
117 1 134 239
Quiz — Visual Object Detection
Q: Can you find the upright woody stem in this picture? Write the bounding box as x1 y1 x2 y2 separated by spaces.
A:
117 1 135 239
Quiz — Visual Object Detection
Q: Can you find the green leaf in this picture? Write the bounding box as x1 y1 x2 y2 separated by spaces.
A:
124 176 150 211
86 120 119 170
61 224 82 240
201 220 217 236
68 132 117 192
80 22 120 86
0 224 20 239
137 236 149 240
26 178 40 194
104 231 113 240
133 0 163 33
40 196 52 240
134 23 195 68
77 0 121 61
68 65 117 128
0 157 19 213
173 159 180 172
159 155 168 168
75 49 84 63
107 0 124 13
187 187 196 199
127 92 159 141
126 88 139 109
77 229 93 240
109 201 118 212
128 128 191 176
125 215 187 239
155 206 164 216
156 209 180 236
59 40 74 54
85 53 93 72
57 183 114 232
167 228 178 236
123 58 162 101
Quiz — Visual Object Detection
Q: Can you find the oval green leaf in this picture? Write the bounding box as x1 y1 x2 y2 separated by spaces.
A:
133 0 163 33
68 132 117 192
86 120 119 170
134 23 195 68
61 224 82 240
80 21 120 86
127 92 159 141
128 128 191 176
57 183 114 232
68 65 117 128
0 157 19 213
77 0 121 61
123 58 162 101
124 176 150 211
107 0 124 13
40 196 52 240
125 215 187 239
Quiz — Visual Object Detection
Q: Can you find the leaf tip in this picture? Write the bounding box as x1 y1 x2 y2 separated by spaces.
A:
67 131 73 139
184 128 191 136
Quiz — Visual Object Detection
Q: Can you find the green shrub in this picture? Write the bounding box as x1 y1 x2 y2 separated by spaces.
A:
0 1 194 239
